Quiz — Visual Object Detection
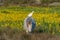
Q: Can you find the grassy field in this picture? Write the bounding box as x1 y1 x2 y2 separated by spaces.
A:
0 6 60 35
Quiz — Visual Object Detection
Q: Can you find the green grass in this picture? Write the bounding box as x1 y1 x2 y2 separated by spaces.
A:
0 6 60 35
0 6 60 14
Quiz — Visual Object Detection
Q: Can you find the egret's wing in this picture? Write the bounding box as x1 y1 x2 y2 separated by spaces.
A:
24 18 27 30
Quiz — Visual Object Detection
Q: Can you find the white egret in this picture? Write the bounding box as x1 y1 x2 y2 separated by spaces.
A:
24 11 36 33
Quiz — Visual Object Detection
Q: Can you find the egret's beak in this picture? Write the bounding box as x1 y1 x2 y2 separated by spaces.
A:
28 11 34 17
